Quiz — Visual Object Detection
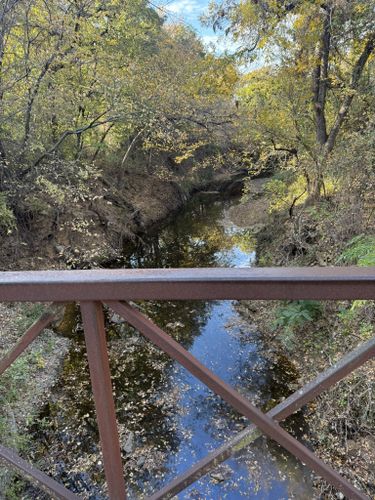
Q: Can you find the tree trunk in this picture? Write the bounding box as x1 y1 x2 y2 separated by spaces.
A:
310 2 374 200
309 5 332 199
92 123 115 161
0 140 6 192
312 5 331 151
323 35 375 161
20 53 56 158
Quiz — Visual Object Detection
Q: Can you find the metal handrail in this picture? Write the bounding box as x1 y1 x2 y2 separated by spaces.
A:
0 267 373 301
0 267 374 500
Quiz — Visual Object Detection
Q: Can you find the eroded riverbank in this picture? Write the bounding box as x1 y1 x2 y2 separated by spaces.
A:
12 191 315 499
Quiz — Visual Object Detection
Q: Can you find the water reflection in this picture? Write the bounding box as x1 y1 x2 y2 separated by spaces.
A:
151 300 312 499
122 195 256 269
27 194 313 499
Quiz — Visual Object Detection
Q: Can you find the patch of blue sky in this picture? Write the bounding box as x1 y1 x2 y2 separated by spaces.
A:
151 0 241 55
150 0 266 74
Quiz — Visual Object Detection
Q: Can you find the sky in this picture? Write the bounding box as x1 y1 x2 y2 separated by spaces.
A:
151 0 239 54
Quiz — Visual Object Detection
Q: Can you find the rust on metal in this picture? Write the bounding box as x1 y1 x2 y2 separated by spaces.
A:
0 267 374 499
0 444 79 500
148 336 375 499
80 301 126 499
0 267 374 301
107 300 369 500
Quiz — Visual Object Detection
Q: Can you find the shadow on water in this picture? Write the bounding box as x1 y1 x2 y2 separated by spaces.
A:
27 193 314 499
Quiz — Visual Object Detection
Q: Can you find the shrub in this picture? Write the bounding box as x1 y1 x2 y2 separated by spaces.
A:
264 175 309 214
338 234 375 266
0 194 16 234
273 300 323 350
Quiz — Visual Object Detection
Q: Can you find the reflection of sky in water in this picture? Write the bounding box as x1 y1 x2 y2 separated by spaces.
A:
160 301 312 499
28 194 313 500
214 206 256 268
214 242 256 268
142 198 313 499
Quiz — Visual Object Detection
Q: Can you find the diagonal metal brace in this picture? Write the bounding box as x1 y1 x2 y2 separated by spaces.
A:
0 303 65 377
0 444 79 500
147 336 375 499
106 300 369 500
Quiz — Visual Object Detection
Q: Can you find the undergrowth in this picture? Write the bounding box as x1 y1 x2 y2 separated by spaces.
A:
0 304 60 496
273 300 323 350
338 234 375 267
244 154 375 498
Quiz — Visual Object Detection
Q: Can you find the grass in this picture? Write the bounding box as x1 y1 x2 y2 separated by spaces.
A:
0 303 63 496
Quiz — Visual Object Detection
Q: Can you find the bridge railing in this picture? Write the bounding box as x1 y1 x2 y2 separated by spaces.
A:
0 267 374 500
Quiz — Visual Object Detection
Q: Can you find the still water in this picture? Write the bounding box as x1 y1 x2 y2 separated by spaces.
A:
29 193 314 499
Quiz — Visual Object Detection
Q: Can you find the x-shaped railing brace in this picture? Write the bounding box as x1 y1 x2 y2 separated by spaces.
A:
0 299 374 500
106 300 373 500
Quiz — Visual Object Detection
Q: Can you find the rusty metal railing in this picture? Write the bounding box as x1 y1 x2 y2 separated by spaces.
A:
0 267 374 499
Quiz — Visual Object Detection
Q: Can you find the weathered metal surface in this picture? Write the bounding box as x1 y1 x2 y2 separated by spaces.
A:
0 268 374 499
148 336 375 499
0 304 64 376
107 300 369 500
0 444 79 499
0 267 374 301
80 301 126 499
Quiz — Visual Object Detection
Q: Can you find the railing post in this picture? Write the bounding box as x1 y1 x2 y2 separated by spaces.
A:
80 301 126 499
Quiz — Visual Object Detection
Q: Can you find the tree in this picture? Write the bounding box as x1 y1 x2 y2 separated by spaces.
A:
0 0 239 216
0 0 23 187
208 0 375 196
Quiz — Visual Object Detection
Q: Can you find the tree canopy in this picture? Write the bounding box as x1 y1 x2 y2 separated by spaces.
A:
0 0 373 239
0 0 238 184
208 0 375 195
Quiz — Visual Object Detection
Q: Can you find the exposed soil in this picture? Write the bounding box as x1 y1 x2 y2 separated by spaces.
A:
0 167 248 497
228 184 375 499
4 172 370 499
0 169 246 271
228 177 270 230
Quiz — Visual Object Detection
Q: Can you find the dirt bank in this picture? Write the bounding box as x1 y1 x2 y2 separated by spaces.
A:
0 166 247 495
0 168 246 271
228 179 375 499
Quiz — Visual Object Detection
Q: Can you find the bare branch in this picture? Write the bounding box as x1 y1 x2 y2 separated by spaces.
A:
121 128 145 167
31 111 117 168
324 33 375 158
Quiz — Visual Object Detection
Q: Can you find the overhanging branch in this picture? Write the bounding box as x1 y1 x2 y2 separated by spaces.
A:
23 111 118 173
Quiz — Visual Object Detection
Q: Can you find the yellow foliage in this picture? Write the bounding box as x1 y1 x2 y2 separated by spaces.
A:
265 175 308 214
175 142 205 164
36 177 66 205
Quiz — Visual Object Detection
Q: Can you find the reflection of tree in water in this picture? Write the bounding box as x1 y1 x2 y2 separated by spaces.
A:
27 328 173 496
137 299 212 349
122 198 241 269
188 345 313 498
25 194 311 498
26 294 214 496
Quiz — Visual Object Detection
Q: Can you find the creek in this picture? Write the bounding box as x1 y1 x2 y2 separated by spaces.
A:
28 192 314 499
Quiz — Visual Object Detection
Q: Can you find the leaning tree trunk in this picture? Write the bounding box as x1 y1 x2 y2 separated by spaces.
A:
0 140 6 192
310 2 374 200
